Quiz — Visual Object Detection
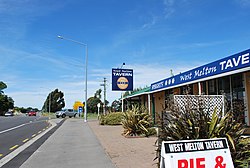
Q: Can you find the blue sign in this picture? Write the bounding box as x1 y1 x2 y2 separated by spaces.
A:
112 68 133 91
78 106 83 113
151 49 250 91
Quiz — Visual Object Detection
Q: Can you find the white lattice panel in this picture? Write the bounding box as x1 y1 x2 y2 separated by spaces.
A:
174 95 225 116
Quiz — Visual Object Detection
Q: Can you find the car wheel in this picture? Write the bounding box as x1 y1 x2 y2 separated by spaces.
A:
56 116 59 118
62 114 66 118
69 116 72 118
74 114 76 118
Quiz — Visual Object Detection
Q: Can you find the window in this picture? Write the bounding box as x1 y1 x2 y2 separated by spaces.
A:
232 73 245 101
208 79 217 95
200 81 207 94
180 84 193 95
218 76 230 95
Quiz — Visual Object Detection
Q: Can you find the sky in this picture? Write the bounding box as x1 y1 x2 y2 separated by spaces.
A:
1 0 250 109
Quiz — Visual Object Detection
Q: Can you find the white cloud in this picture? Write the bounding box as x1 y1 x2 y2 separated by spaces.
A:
141 16 158 29
3 62 197 109
163 0 176 18
237 0 250 7
0 0 70 41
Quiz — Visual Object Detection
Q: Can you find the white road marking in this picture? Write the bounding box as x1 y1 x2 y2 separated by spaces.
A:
0 124 26 134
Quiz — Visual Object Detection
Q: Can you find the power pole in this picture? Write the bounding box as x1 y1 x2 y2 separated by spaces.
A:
100 77 107 114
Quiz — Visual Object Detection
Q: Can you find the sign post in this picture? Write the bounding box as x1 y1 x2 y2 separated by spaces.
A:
97 103 101 119
160 138 234 168
78 106 83 117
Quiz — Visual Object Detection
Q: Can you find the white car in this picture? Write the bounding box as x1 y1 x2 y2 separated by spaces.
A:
5 111 14 117
55 109 77 118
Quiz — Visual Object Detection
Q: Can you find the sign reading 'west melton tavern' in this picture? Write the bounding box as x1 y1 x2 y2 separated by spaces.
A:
151 49 250 92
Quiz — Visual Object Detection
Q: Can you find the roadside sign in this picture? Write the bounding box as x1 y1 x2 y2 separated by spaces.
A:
78 106 83 113
97 103 101 108
160 138 234 168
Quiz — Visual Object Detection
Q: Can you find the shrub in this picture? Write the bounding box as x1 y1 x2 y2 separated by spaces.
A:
99 112 123 125
121 105 154 137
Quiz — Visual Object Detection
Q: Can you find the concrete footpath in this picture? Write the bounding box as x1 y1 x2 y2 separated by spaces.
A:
20 119 116 168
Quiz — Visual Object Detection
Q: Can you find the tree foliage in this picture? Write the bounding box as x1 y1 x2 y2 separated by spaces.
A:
0 81 7 93
0 81 14 115
94 89 102 99
0 95 14 115
87 96 102 113
42 89 65 112
86 89 104 113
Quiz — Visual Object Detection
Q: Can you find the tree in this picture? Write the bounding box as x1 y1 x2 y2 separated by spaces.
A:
86 89 104 113
0 82 14 115
0 94 14 115
87 96 102 113
42 89 65 112
94 89 102 99
0 81 7 93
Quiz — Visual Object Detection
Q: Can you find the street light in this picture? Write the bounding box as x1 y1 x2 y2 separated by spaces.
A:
120 63 125 112
57 35 88 122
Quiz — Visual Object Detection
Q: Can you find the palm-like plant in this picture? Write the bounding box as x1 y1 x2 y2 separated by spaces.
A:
121 105 153 137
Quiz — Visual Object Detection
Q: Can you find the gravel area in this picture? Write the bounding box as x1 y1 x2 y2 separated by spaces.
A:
88 120 158 168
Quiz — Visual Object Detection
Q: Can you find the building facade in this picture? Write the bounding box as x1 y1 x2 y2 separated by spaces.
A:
123 49 250 126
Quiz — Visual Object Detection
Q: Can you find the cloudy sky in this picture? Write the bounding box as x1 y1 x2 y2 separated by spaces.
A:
1 0 250 109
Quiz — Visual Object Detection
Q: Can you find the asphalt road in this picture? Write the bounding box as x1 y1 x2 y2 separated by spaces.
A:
0 115 50 159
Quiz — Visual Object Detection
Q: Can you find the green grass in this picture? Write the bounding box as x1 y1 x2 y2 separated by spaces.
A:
42 112 98 120
41 112 56 119
87 112 98 119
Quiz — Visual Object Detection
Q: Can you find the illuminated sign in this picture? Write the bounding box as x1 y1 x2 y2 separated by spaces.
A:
112 68 133 91
151 49 250 91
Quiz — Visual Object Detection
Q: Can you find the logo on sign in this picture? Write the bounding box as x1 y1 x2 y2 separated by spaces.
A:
117 77 129 89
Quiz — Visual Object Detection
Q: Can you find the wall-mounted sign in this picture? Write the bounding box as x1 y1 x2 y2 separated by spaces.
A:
151 49 250 92
112 68 133 91
160 138 234 168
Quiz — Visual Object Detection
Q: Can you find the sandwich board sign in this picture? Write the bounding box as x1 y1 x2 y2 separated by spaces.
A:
160 138 234 168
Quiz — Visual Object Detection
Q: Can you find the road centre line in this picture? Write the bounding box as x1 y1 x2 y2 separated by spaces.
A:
0 154 3 157
0 119 49 135
32 134 36 138
38 131 42 134
0 124 26 134
10 145 18 151
0 120 58 168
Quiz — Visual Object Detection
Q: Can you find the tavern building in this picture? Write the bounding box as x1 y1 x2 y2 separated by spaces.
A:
122 49 250 127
